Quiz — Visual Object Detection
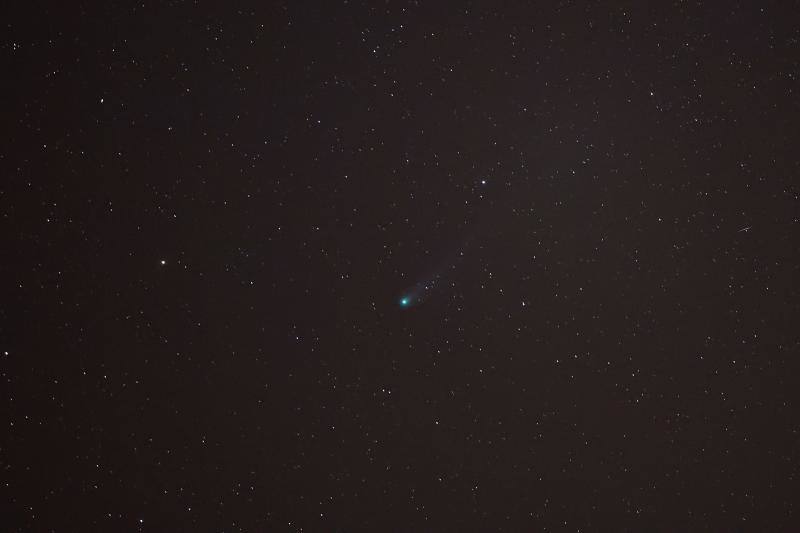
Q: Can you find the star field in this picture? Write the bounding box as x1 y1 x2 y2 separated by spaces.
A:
3 1 800 531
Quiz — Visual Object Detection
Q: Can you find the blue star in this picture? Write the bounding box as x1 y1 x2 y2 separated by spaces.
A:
399 297 411 308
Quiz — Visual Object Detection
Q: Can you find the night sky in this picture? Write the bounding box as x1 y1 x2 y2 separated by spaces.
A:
4 1 800 531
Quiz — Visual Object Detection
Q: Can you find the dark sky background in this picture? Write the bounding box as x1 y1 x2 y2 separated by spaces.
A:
3 1 799 531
